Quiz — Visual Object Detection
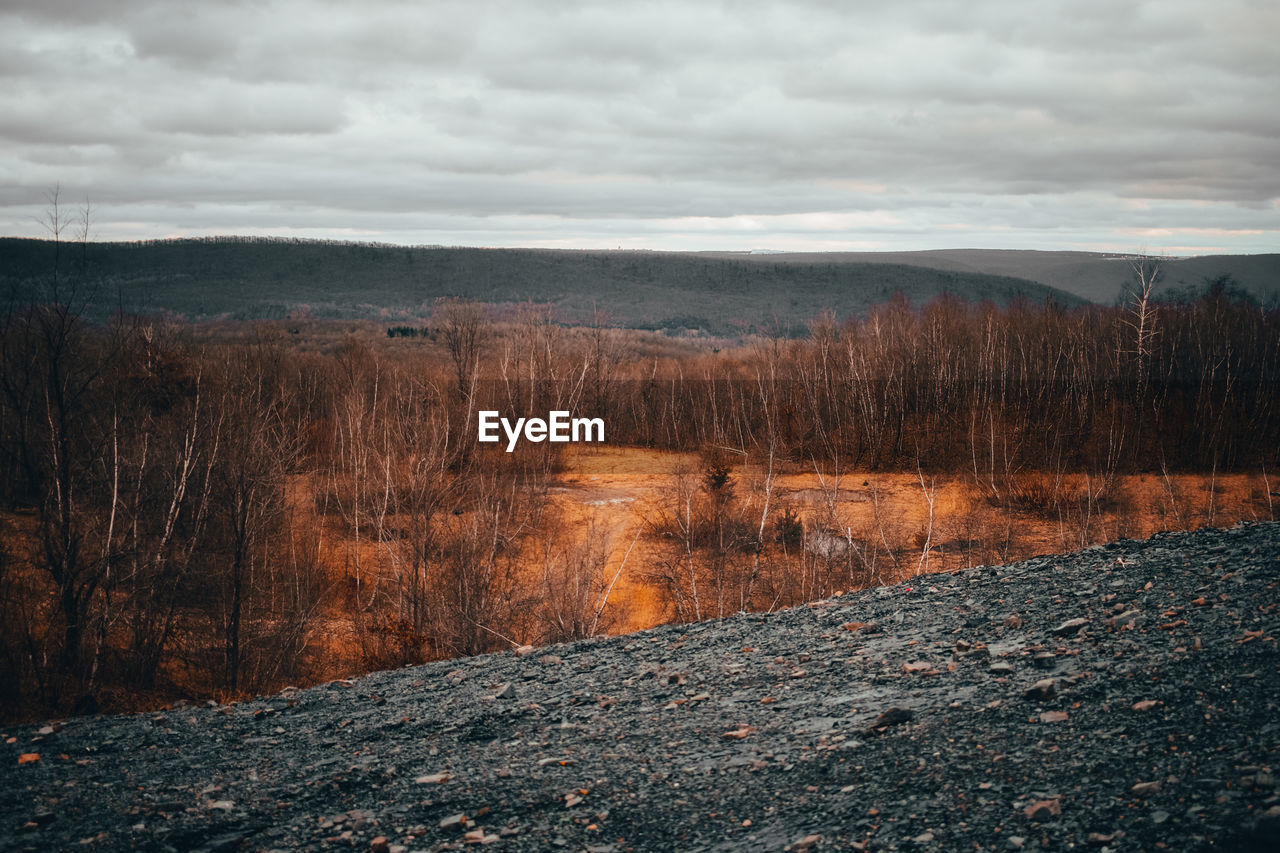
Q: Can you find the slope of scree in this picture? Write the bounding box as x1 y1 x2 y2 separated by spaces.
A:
2 523 1278 852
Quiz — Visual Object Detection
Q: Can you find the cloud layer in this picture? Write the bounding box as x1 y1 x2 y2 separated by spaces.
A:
1 0 1276 253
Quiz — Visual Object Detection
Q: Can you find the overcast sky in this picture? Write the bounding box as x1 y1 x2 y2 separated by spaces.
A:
1 0 1276 254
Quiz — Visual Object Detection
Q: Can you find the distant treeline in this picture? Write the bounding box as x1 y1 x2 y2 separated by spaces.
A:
0 236 1083 333
0 279 1276 720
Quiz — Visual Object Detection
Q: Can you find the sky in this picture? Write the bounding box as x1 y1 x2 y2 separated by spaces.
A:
1 0 1276 255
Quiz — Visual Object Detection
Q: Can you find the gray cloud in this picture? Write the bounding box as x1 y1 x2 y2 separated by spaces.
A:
0 0 1275 254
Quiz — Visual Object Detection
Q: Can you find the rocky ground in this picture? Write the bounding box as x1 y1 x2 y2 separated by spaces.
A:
3 523 1279 852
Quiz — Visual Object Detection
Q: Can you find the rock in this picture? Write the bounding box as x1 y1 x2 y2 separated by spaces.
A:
1023 679 1056 701
1006 836 1026 849
17 753 39 765
1040 710 1068 723
494 682 517 700
1024 799 1061 820
1107 610 1142 628
1052 617 1090 635
989 661 1014 674
790 834 822 851
866 707 914 732
1131 699 1160 711
440 813 468 829
369 836 390 853
1131 781 1161 796
1031 652 1057 670
1004 614 1024 628
415 771 452 784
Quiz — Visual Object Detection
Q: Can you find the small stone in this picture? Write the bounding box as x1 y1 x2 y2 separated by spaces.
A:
1040 710 1068 723
1131 700 1160 711
877 706 916 727
1131 781 1161 796
514 645 536 656
1007 835 1026 848
440 813 468 829
1024 799 1061 821
791 834 822 851
540 655 563 665
903 661 933 673
722 726 755 739
1151 810 1170 825
1107 610 1141 628
1052 617 1090 635
369 836 390 853
494 682 517 700
989 661 1014 674
1032 652 1058 670
1023 679 1056 701
17 753 39 765
912 830 935 842
415 772 452 784
1004 614 1024 628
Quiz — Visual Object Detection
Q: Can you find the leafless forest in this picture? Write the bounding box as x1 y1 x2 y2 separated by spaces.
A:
2 271 1277 721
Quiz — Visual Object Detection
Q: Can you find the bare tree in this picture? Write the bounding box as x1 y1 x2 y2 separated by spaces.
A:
435 298 489 400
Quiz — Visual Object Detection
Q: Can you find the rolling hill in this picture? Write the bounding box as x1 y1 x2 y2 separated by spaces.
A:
1 238 1086 333
701 249 1280 305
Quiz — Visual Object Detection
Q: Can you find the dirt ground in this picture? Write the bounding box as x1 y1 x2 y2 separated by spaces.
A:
255 446 1280 690
551 446 1278 634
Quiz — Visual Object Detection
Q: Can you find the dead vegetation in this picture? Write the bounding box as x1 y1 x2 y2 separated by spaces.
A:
2 274 1277 721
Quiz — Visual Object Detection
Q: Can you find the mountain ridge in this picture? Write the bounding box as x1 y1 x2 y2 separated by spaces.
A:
0 237 1089 333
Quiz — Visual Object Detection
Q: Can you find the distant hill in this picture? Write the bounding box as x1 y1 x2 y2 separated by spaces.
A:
0 237 1085 333
700 248 1280 305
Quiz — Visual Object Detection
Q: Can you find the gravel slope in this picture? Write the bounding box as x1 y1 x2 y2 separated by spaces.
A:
3 523 1279 852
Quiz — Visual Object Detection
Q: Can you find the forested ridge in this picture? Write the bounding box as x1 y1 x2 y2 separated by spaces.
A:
0 236 1084 332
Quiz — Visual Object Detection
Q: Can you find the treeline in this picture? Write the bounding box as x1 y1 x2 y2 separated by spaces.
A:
1 286 1276 720
0 236 1080 331
601 289 1279 473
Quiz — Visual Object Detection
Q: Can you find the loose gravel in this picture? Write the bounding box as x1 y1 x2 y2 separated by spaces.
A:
3 522 1278 852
